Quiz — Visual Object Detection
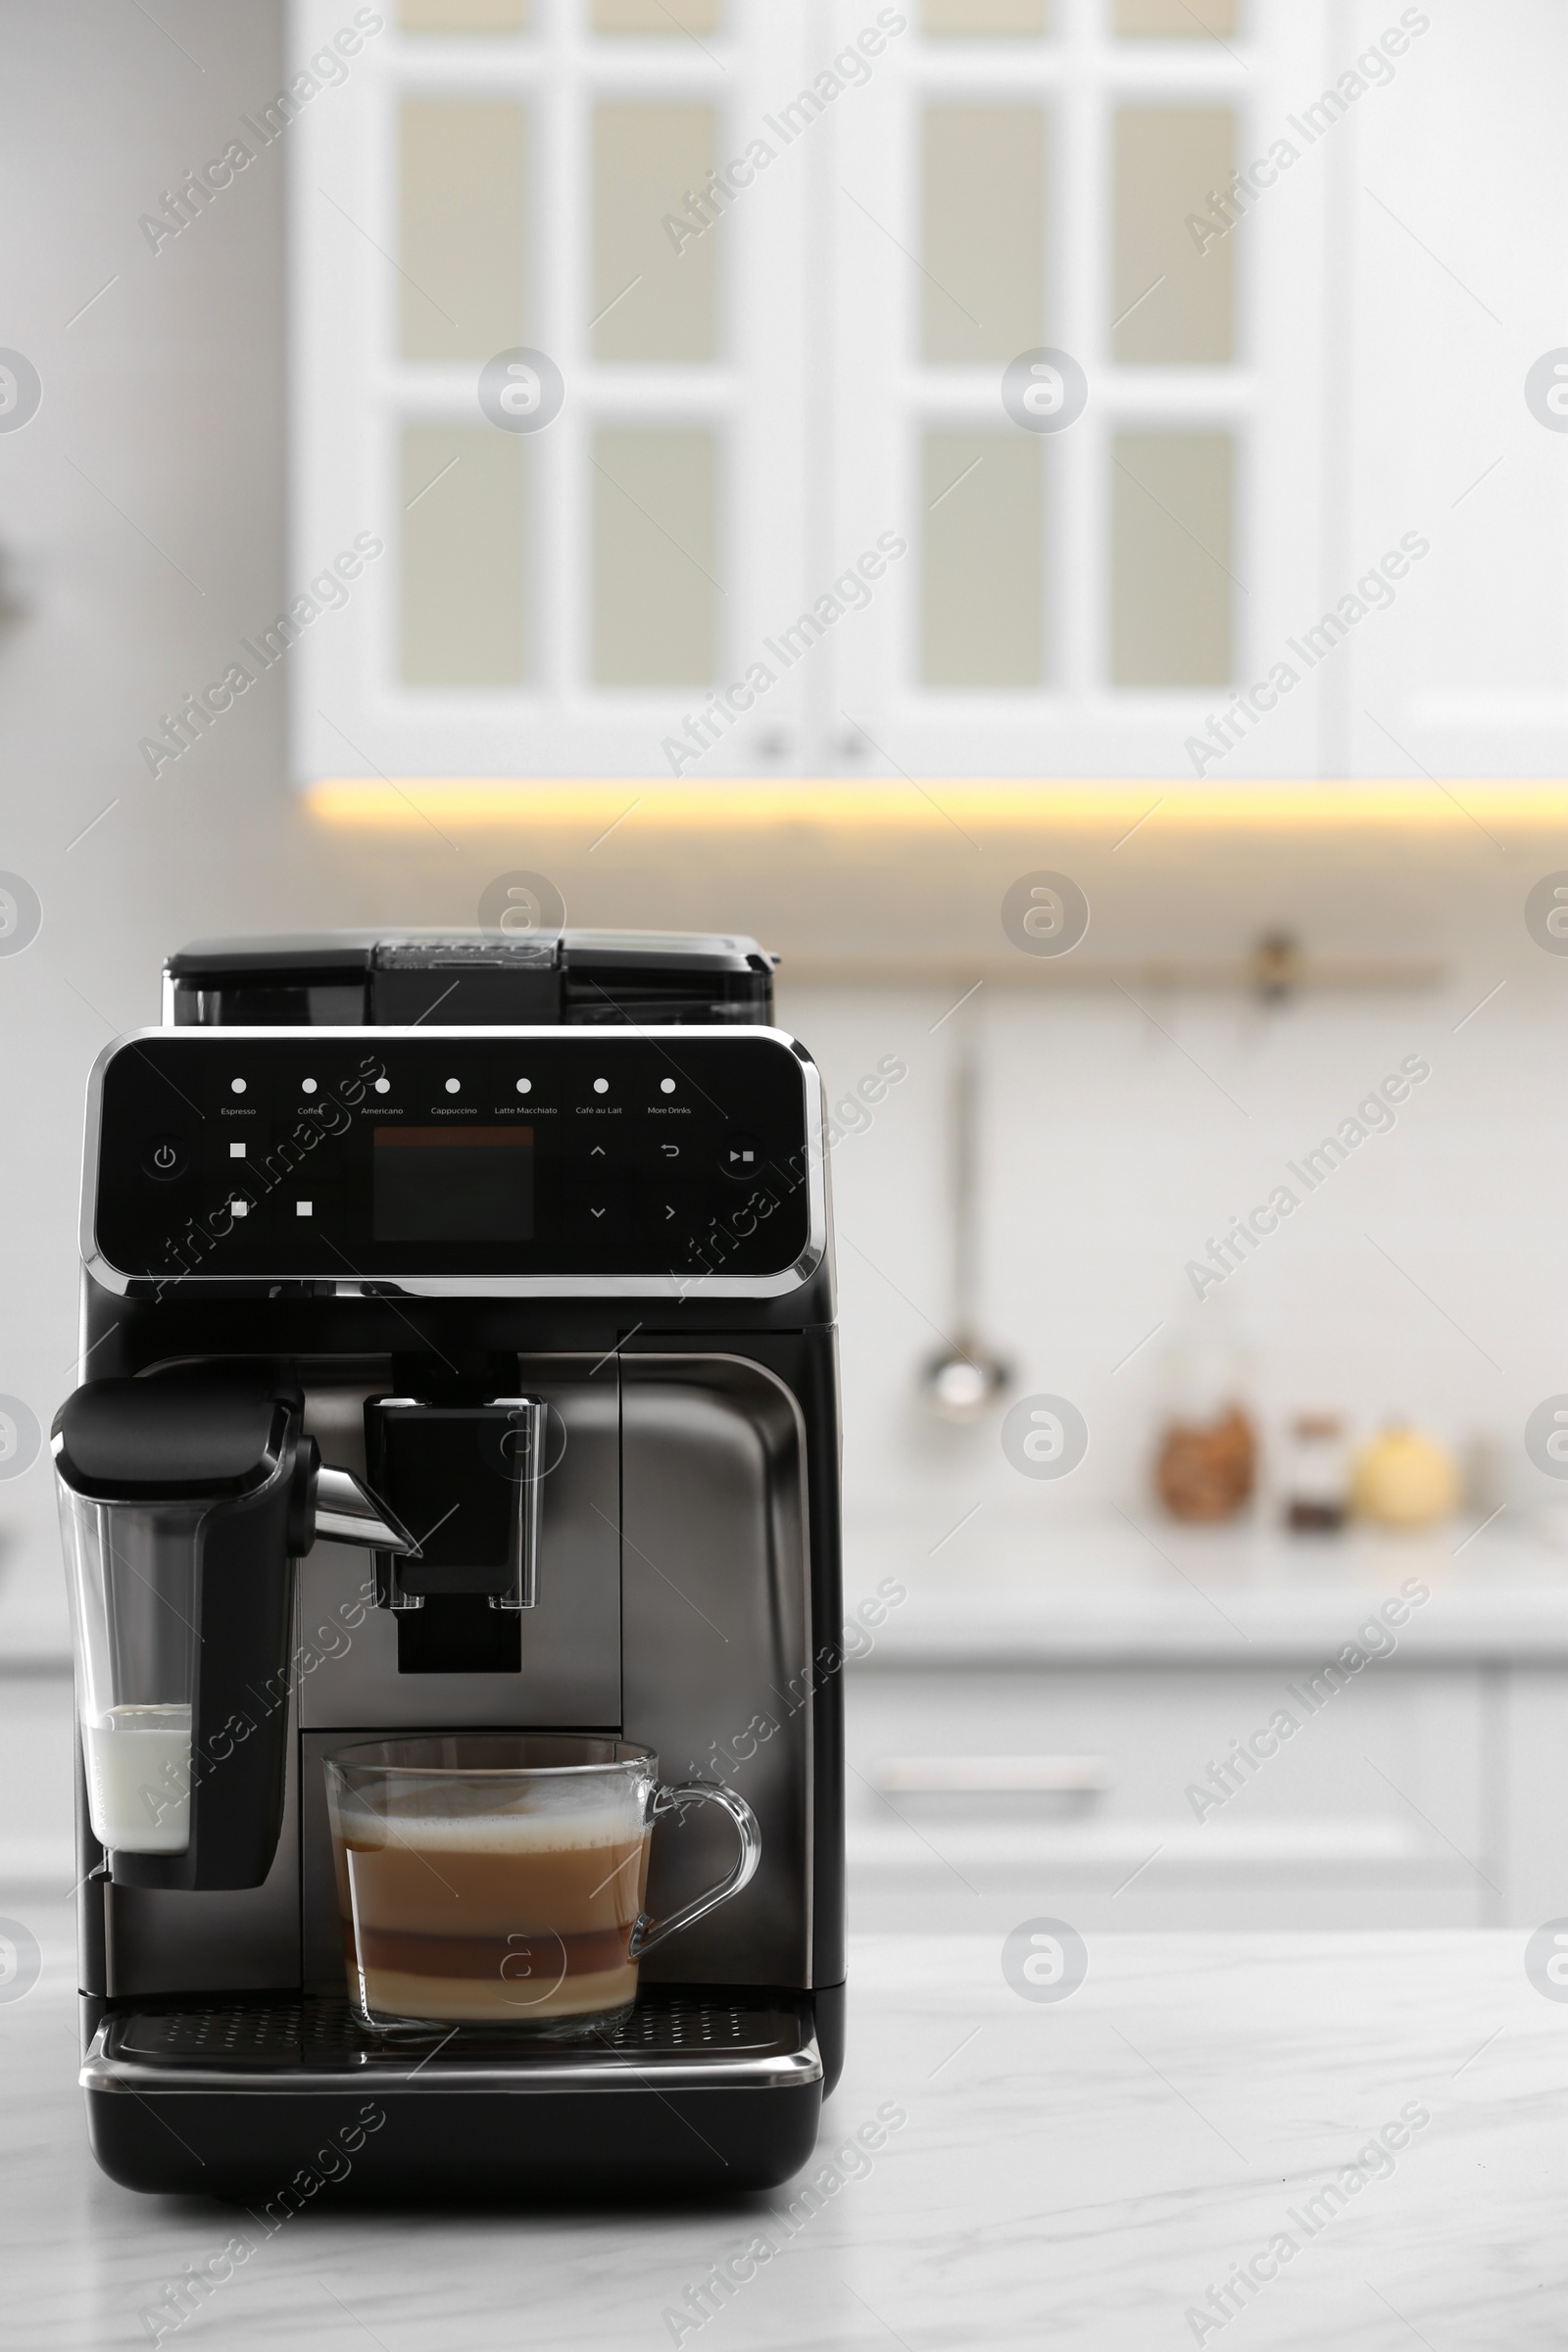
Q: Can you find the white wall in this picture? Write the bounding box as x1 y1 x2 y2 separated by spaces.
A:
784 945 1568 1591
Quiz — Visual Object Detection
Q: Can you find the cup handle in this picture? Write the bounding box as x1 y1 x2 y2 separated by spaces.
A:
628 1781 761 1959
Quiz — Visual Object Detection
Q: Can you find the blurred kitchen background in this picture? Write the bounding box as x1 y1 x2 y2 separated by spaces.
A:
5 0 1568 1931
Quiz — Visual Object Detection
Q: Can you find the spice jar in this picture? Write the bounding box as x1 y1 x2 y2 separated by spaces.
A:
1155 1407 1255 1522
1282 1413 1348 1534
1153 1335 1256 1524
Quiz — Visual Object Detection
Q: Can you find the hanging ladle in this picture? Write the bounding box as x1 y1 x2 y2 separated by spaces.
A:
922 1028 1011 1421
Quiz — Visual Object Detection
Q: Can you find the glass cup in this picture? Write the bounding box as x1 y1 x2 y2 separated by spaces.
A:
323 1735 761 2035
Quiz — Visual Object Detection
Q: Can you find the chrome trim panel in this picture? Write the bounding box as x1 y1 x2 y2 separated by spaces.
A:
80 2043 821 2095
81 2018 820 2097
78 1026 829 1300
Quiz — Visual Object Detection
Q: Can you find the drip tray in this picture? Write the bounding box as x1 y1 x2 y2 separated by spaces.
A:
83 1989 821 2096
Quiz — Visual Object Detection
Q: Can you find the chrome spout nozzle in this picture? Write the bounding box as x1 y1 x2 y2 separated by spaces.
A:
312 1465 420 1556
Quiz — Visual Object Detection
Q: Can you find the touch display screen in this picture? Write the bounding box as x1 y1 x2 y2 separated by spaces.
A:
372 1127 533 1242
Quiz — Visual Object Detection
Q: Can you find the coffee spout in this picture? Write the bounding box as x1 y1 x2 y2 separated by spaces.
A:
312 1464 421 1556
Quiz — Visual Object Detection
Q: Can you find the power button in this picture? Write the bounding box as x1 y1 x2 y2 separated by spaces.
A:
141 1136 191 1182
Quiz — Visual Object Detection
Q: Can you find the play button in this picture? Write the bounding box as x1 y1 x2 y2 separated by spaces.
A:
719 1132 764 1181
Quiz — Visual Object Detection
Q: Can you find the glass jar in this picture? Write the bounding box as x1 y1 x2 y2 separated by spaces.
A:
1283 1412 1348 1534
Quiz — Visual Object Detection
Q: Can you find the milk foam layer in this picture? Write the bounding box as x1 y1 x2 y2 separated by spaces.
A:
333 1801 646 1856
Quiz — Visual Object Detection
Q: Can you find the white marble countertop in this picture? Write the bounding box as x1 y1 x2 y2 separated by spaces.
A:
846 1511 1568 1662
5 1913 1568 2349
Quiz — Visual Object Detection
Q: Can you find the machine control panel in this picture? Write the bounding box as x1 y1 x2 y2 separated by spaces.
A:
87 1028 821 1294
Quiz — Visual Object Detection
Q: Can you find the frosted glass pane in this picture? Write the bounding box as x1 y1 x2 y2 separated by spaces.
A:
593 103 716 363
593 0 722 30
1116 0 1237 34
922 431 1044 687
400 100 526 362
924 0 1049 30
401 427 527 685
1113 106 1234 365
593 430 716 685
400 0 528 29
1111 431 1232 687
923 108 1046 366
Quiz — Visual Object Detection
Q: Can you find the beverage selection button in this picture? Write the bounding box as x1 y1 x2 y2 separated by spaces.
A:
141 1135 191 1182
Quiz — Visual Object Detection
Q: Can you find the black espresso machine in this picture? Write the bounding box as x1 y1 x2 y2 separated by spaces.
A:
54 930 843 2195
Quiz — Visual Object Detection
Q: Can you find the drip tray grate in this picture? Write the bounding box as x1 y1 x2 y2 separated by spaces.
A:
90 1989 819 2094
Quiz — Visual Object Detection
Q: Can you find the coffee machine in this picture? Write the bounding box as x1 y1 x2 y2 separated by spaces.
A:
55 930 843 2195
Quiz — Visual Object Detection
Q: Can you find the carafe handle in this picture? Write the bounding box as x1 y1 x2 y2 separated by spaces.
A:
628 1781 761 1957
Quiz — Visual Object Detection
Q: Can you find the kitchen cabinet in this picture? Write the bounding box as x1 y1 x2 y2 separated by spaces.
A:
844 1521 1568 1934
846 1661 1500 1931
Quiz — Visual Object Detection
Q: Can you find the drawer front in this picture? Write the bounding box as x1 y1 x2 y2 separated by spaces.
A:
845 1663 1494 1932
